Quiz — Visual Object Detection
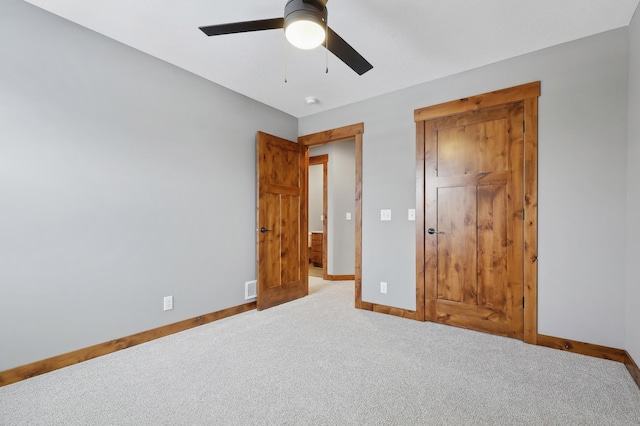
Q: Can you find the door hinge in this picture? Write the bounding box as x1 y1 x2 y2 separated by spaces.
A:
523 297 525 308
523 121 526 133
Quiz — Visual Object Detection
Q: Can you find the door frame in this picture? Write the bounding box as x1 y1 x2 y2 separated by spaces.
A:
414 82 540 343
309 154 329 279
299 123 364 308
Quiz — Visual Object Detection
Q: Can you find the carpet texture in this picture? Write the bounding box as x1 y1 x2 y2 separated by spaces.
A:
2 277 639 425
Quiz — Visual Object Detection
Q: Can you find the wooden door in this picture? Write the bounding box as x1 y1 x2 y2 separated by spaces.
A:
256 132 307 310
424 102 525 339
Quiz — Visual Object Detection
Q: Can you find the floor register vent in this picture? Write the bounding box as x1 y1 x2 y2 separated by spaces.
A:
245 280 257 300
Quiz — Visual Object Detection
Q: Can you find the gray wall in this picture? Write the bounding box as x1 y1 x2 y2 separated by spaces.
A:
300 29 630 349
627 5 640 365
308 164 324 233
0 0 297 371
309 142 356 276
2 0 638 373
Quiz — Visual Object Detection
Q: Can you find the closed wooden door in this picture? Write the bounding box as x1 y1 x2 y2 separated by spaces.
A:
256 132 307 310
424 102 525 339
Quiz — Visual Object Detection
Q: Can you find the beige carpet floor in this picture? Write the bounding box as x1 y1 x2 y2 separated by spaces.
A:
2 277 639 425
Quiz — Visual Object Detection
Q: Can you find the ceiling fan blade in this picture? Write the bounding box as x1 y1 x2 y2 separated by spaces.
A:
199 18 284 36
325 27 373 75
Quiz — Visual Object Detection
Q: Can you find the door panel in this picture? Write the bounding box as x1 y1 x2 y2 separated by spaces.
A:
477 184 508 309
261 192 281 290
280 194 301 285
437 120 509 177
436 186 477 304
425 103 524 339
257 132 307 310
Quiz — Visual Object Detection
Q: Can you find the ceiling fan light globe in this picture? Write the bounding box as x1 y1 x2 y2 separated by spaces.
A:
285 20 325 50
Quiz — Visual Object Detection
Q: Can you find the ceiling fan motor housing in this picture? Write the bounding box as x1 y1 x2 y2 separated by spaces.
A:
284 0 328 30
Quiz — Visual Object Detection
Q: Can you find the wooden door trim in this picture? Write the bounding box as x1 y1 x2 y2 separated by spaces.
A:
299 123 364 308
299 123 363 146
414 82 541 122
523 97 539 344
309 155 329 164
415 82 540 343
415 121 426 321
309 154 329 279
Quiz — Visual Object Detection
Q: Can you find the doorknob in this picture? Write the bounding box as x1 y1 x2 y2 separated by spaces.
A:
260 227 272 233
427 228 443 235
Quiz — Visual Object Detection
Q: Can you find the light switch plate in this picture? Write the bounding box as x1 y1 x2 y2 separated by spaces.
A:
346 212 352 220
408 209 416 221
163 295 173 311
381 209 391 221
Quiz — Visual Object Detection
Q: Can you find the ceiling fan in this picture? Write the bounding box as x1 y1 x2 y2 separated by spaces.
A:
199 0 373 76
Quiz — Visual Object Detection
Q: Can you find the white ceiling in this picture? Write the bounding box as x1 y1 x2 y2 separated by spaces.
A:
24 0 640 118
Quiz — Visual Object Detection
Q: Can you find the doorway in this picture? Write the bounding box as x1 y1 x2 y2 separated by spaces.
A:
308 143 356 281
308 154 327 279
299 123 365 308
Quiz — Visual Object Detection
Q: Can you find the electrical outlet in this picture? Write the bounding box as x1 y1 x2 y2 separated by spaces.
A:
163 295 173 311
380 282 388 294
381 209 391 221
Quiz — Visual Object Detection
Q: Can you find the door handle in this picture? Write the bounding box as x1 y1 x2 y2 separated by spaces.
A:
260 227 272 233
427 228 443 235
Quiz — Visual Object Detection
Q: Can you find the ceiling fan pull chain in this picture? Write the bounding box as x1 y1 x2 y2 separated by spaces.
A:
325 40 329 73
324 19 329 73
284 41 289 83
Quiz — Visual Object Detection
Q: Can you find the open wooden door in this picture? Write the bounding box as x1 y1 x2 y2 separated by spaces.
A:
256 131 307 310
